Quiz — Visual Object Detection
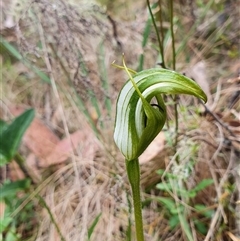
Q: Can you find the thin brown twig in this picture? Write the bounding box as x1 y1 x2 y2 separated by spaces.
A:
200 102 236 137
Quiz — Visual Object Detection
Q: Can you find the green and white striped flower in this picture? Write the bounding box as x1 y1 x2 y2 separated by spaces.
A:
114 67 207 161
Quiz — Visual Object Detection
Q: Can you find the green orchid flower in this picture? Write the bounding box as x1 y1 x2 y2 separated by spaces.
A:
114 66 207 161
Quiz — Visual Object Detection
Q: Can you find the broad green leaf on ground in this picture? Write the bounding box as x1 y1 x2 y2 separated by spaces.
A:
0 179 31 200
0 109 35 166
0 120 8 133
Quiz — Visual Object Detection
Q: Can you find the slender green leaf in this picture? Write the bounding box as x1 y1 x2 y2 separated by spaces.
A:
142 18 152 48
0 109 35 166
157 182 195 198
192 179 214 193
156 183 172 192
37 195 66 241
169 215 179 229
27 64 51 83
157 197 176 212
0 37 22 60
137 17 152 71
194 219 208 235
178 212 194 241
88 213 102 240
194 204 214 218
98 42 112 117
137 54 144 72
1 37 51 83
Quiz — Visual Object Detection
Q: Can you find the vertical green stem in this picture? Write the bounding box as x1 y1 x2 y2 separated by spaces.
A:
126 158 144 241
158 0 165 67
146 0 166 69
169 0 176 70
169 0 179 157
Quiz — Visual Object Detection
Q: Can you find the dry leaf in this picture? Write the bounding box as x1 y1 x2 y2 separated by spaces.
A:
40 129 100 167
10 105 60 159
9 105 100 173
139 132 165 164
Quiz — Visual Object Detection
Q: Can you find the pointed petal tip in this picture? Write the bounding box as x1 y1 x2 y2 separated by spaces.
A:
199 90 208 103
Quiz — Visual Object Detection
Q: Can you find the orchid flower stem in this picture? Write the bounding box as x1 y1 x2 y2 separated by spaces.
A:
169 0 176 70
113 58 207 241
126 158 144 241
158 0 165 67
169 0 179 157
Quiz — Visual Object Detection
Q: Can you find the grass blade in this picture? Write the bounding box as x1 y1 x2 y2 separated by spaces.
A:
37 195 66 241
87 213 102 240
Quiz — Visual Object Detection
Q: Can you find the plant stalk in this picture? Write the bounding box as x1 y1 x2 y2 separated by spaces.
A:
37 194 66 241
169 0 176 70
126 158 144 241
147 0 166 69
14 153 39 184
158 0 165 67
169 0 179 158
